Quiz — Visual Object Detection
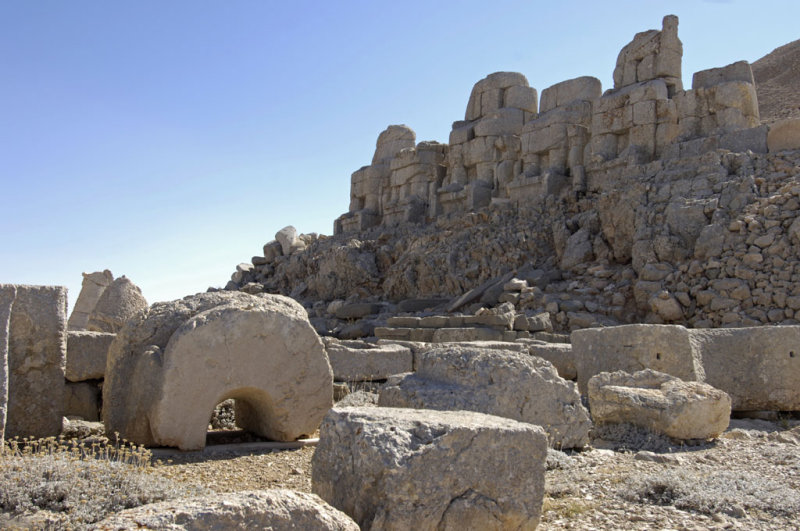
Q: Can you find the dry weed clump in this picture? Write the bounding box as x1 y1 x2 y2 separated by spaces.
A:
1 435 206 528
620 468 800 518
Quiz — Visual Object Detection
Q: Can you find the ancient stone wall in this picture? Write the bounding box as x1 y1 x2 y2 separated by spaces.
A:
334 15 770 235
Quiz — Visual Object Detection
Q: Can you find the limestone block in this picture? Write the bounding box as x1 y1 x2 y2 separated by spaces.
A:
719 125 769 154
0 285 14 444
522 340 576 380
560 228 594 271
86 277 148 333
588 369 731 440
68 270 113 331
504 85 538 113
539 76 602 114
379 346 591 448
64 381 100 421
692 60 755 89
4 285 67 438
372 125 416 164
613 16 682 90
104 292 333 449
312 406 547 530
712 81 759 116
323 338 412 382
767 118 800 152
431 327 505 342
95 489 360 531
262 240 283 261
448 123 474 145
689 327 800 410
275 225 306 256
333 302 380 320
465 72 530 120
65 330 115 382
473 107 524 137
480 88 504 116
572 324 704 395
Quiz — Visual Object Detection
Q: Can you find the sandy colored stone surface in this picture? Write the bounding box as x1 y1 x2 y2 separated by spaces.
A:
146 419 800 531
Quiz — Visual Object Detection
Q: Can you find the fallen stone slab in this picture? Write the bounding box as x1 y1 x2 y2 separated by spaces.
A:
323 338 412 382
92 489 359 530
572 324 705 395
67 270 113 331
65 331 115 382
104 292 333 450
588 369 731 440
379 345 591 448
4 285 67 439
689 326 800 411
312 406 546 530
518 339 576 380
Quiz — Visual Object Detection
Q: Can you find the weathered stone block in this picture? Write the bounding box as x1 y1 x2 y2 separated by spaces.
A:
503 85 538 113
323 338 412 382
692 60 755 89
588 369 730 440
68 270 113 331
96 489 360 530
66 330 115 382
473 108 524 137
767 118 800 152
104 292 332 449
312 406 547 530
572 324 704 395
0 285 14 444
87 276 148 333
719 125 768 154
379 346 591 448
4 285 67 438
689 327 800 410
539 76 602 114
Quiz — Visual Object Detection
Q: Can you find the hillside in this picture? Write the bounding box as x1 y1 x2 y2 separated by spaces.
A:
753 39 800 123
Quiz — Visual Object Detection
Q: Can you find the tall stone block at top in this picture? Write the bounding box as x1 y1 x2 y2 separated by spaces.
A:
4 285 67 438
371 125 416 165
613 15 682 95
0 285 16 444
68 270 112 331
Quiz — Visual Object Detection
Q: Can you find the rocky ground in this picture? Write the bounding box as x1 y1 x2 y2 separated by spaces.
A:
148 410 800 531
753 39 800 124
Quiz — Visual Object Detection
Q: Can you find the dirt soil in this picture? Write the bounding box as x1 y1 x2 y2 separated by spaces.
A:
152 417 800 530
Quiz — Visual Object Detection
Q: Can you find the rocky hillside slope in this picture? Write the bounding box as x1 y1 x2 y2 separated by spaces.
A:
753 39 800 123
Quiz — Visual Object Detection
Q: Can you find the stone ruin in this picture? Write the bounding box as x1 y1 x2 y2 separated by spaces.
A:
3 13 800 529
334 16 771 234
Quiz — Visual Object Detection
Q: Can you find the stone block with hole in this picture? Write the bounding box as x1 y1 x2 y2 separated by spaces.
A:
104 292 333 450
572 324 704 395
689 327 800 411
312 406 546 530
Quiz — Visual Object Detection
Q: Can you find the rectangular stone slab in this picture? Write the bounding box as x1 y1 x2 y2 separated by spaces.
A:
572 324 705 395
66 330 115 382
690 327 800 411
6 285 67 438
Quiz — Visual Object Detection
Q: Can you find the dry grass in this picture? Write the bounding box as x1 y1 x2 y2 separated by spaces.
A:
1 435 206 529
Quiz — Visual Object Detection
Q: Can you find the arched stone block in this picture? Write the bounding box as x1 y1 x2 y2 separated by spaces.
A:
104 292 333 450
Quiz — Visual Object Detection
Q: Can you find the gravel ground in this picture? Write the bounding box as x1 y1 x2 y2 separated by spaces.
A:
151 417 800 530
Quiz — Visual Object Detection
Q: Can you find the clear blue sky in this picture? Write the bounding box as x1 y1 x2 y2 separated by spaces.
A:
2 1 799 311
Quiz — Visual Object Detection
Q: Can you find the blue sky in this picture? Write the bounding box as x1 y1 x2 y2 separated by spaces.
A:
2 1 799 311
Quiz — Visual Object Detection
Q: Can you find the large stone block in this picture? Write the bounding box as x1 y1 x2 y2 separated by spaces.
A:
692 60 755 89
323 338 412 382
104 292 333 449
473 107 525 137
767 118 800 152
0 285 14 444
379 346 591 448
66 330 115 382
689 327 800 410
67 270 113 331
312 406 547 530
372 125 416 164
588 369 731 440
87 276 148 333
572 324 704 395
4 285 67 438
95 489 360 530
539 76 602 114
